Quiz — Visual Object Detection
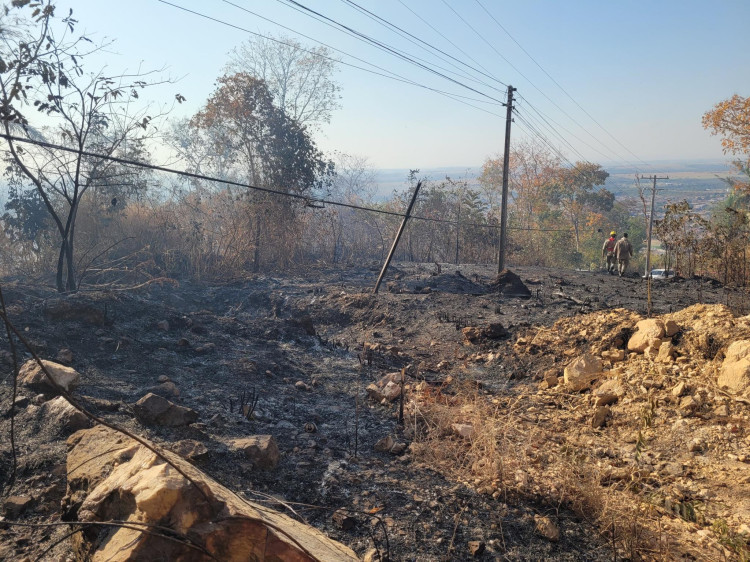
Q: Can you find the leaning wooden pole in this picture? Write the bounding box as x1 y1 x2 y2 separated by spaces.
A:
374 181 423 294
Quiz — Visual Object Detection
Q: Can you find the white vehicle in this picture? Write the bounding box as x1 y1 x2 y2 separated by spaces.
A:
649 268 674 279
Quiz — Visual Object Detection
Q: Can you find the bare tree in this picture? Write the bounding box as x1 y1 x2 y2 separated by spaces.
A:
0 2 175 291
226 34 341 128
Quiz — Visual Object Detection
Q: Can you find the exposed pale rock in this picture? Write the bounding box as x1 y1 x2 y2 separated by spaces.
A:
366 383 384 402
594 379 625 406
627 319 666 353
601 349 626 362
534 514 560 542
230 435 280 469
64 426 356 561
563 354 602 391
656 341 676 363
156 320 170 331
467 540 485 556
718 340 750 393
19 359 80 394
381 381 401 401
133 393 198 427
672 381 688 397
42 396 89 433
148 381 180 399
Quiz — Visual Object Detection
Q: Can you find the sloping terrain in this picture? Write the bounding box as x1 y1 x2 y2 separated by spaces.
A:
0 263 748 560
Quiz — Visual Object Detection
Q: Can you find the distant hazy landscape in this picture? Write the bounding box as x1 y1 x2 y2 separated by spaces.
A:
372 159 737 214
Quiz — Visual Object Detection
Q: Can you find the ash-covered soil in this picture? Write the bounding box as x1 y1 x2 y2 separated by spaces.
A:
0 262 747 561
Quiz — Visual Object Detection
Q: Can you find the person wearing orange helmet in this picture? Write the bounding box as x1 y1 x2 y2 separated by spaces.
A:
602 231 617 275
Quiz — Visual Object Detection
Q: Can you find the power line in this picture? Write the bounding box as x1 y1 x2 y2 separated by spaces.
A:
0 133 579 234
157 0 503 114
340 0 507 93
276 0 508 106
442 0 645 172
474 0 655 171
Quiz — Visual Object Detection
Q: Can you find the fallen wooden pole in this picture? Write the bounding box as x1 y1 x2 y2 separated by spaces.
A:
374 181 422 294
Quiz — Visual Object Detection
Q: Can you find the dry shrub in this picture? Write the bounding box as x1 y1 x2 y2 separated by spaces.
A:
407 382 681 560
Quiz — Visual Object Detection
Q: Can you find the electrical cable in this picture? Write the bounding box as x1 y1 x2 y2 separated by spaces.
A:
157 0 503 112
442 0 646 172
274 0 507 106
340 0 507 93
474 0 656 171
0 133 578 233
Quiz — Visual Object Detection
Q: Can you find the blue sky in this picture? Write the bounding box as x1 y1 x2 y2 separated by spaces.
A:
52 0 750 171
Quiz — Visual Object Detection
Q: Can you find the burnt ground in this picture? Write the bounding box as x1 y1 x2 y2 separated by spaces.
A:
0 262 744 561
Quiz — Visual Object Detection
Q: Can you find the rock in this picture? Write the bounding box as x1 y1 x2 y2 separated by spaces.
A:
157 375 170 383
390 442 407 455
542 369 559 388
41 396 90 433
56 348 74 364
133 393 198 427
381 381 401 401
3 495 33 518
148 381 180 399
534 514 560 542
688 438 704 453
64 426 357 561
672 381 688 397
664 319 680 337
374 435 395 452
594 379 625 406
563 354 602 391
363 548 380 562
467 540 485 556
679 395 701 416
451 423 474 439
591 405 610 429
171 440 209 463
601 349 625 362
656 341 676 363
366 383 384 402
230 436 280 469
628 319 666 353
713 404 730 417
19 359 80 394
462 326 482 343
156 320 170 331
718 340 750 393
295 380 311 391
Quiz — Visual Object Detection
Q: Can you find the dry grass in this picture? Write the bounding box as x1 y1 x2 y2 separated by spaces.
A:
406 381 733 561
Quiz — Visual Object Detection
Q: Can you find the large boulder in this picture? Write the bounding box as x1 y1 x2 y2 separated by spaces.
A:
564 354 603 391
718 340 750 393
64 426 357 561
627 319 666 353
19 359 80 394
133 393 198 427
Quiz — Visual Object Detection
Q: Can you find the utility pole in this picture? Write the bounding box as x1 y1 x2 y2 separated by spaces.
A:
640 175 669 278
498 86 515 273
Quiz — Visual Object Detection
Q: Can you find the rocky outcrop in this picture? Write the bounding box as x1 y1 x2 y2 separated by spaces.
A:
64 426 358 561
19 359 80 394
41 396 90 434
718 339 750 393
